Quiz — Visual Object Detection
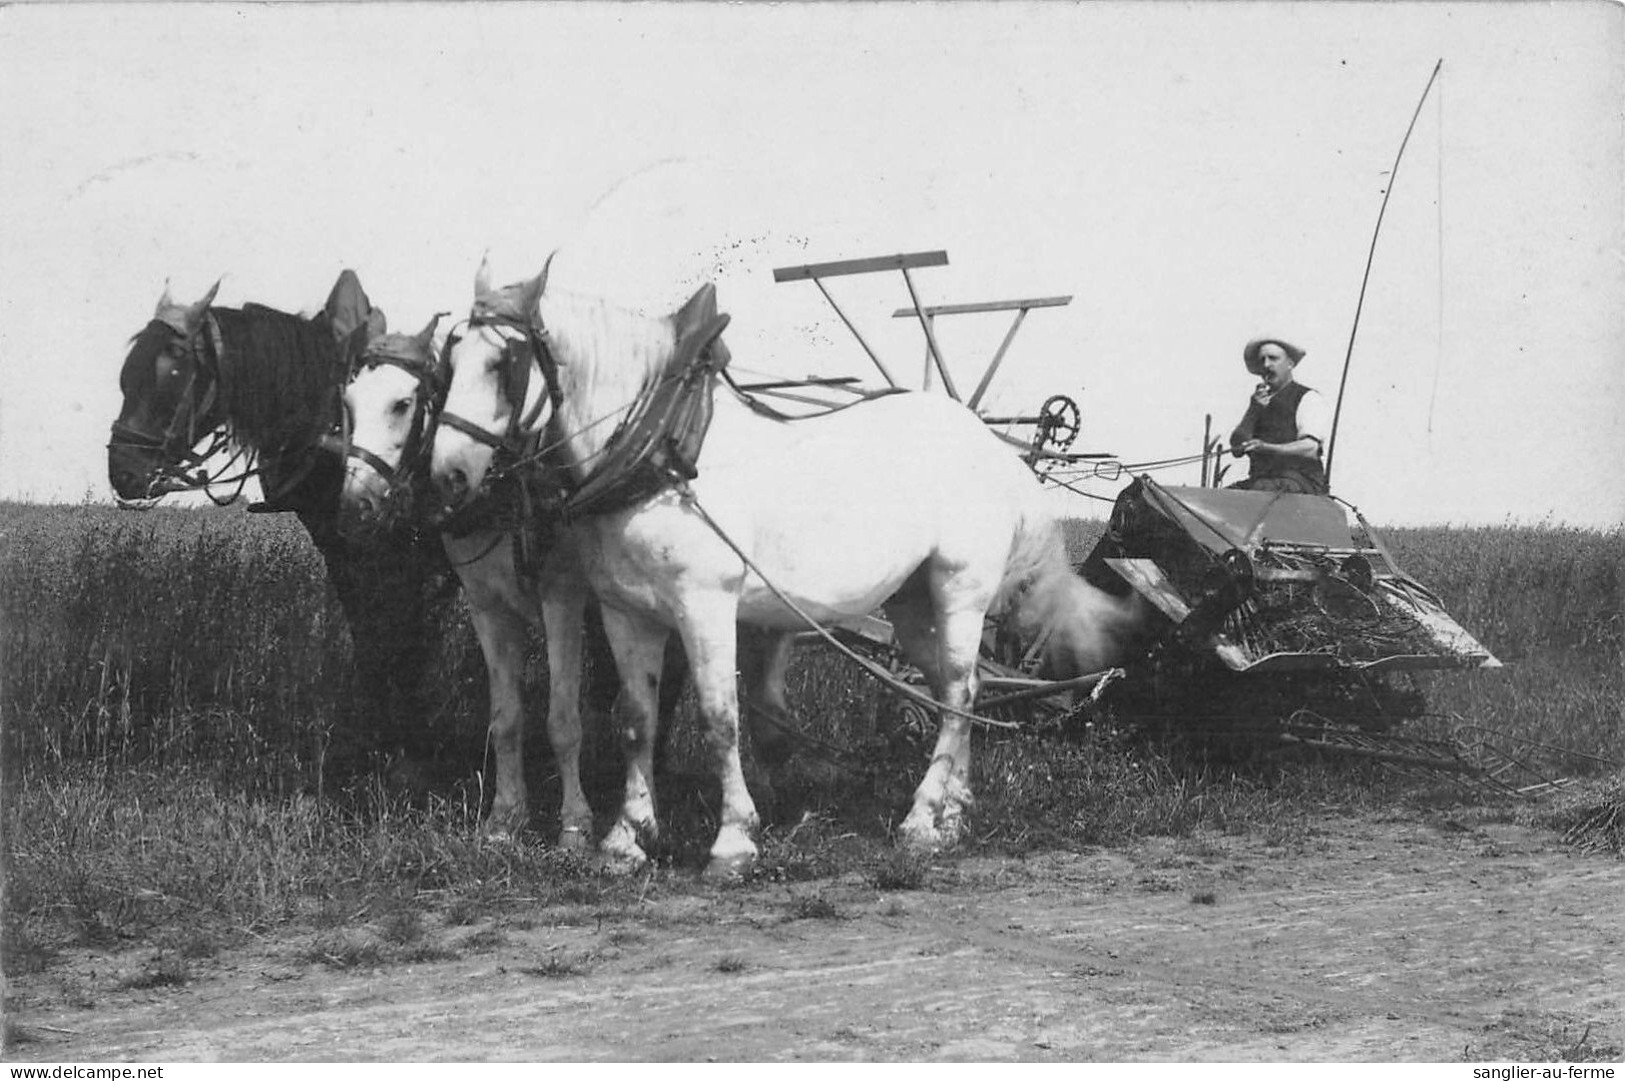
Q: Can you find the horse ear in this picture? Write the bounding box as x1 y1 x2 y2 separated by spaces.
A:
516 269 547 321
416 312 446 353
155 279 174 313
434 330 454 390
182 280 221 328
325 268 377 345
673 282 719 339
673 307 732 373
473 251 493 298
366 308 387 340
539 250 557 293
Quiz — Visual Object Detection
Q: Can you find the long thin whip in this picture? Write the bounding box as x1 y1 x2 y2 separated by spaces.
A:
1325 58 1444 484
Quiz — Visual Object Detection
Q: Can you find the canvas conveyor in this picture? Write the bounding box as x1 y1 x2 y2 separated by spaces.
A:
1088 477 1501 675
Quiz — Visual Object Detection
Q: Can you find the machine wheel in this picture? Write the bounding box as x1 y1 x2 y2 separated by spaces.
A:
1037 394 1081 450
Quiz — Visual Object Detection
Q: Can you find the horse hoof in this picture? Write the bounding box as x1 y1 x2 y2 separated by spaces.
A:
598 820 649 873
480 805 529 843
703 825 758 881
556 825 591 852
936 813 968 849
898 805 945 852
598 848 648 876
477 822 523 845
703 852 755 882
899 819 948 854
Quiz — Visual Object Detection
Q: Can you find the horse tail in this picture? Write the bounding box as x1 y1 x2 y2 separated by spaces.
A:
990 496 1070 625
992 496 1160 676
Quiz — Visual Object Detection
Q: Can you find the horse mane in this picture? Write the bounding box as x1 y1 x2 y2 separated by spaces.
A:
120 321 176 397
538 291 678 412
210 304 345 453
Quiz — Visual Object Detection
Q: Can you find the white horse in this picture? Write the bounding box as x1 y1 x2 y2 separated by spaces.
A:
430 259 1147 877
335 316 605 846
339 318 802 849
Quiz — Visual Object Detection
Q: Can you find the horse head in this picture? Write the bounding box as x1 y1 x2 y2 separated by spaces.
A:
339 313 447 536
429 256 553 515
108 280 225 500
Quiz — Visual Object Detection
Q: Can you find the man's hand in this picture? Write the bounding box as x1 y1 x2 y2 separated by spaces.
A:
1242 436 1323 461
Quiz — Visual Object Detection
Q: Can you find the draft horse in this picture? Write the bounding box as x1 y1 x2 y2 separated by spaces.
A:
429 258 1146 877
339 318 795 843
107 273 457 773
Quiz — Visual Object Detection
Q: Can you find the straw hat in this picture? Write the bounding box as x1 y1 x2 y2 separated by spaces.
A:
1243 338 1306 375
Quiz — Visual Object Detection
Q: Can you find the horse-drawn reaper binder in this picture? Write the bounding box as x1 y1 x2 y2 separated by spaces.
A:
773 249 1504 776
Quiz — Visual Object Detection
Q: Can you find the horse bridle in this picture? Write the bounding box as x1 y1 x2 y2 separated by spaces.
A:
346 353 442 477
112 310 362 507
435 315 565 484
341 345 449 513
108 317 242 498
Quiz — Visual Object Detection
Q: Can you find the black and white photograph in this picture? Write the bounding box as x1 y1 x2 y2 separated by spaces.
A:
1 0 1620 1065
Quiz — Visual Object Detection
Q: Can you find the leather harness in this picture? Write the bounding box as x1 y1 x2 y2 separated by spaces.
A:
436 304 733 524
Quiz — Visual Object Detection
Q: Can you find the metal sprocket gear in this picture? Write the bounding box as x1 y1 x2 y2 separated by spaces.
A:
1037 394 1081 450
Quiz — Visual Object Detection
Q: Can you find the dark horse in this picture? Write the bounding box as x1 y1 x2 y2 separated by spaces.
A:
107 272 460 777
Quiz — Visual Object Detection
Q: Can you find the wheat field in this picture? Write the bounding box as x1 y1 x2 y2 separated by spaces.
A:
1 499 1619 974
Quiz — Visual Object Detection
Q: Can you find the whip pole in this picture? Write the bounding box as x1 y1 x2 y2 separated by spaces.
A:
1325 58 1443 485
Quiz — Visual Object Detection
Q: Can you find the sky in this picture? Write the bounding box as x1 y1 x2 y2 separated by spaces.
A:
1 1 1620 527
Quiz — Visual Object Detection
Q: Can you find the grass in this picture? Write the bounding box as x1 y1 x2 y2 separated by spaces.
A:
1 500 1620 980
785 893 845 921
519 954 592 978
114 954 191 990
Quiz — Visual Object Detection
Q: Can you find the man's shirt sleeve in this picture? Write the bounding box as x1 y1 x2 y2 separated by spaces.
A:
1297 389 1331 448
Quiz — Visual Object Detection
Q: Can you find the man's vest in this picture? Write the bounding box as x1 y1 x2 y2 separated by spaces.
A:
1233 381 1328 493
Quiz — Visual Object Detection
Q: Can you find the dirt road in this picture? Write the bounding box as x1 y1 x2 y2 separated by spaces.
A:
10 812 1622 1062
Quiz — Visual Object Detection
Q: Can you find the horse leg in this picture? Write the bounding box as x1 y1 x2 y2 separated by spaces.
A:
338 560 434 776
452 537 532 840
580 604 688 784
887 590 984 852
675 603 761 879
595 605 671 871
741 629 797 769
301 508 450 783
580 600 620 751
538 572 593 850
738 629 798 822
383 528 459 782
654 635 690 777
